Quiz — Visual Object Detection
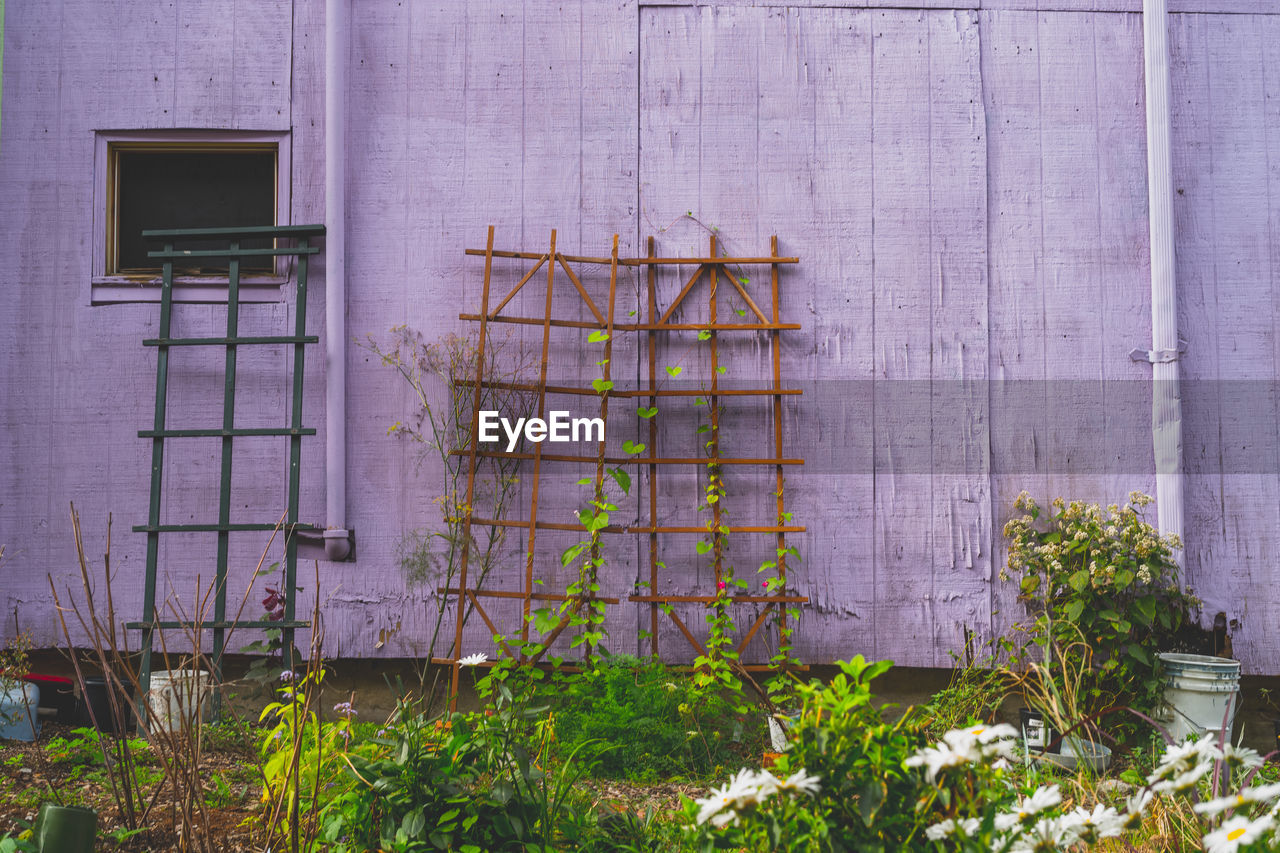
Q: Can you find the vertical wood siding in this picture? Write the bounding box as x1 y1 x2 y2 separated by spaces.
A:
2 0 1279 670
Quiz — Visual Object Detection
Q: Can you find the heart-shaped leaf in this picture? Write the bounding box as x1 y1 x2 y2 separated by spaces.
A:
665 365 683 378
637 406 658 419
622 440 646 455
695 540 712 555
697 329 712 341
607 466 631 494
587 330 610 343
591 378 614 394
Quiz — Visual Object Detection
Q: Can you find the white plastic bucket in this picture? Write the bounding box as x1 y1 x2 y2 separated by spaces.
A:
1158 653 1240 744
147 669 213 734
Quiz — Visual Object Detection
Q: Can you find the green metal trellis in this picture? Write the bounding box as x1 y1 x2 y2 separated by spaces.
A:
127 224 324 710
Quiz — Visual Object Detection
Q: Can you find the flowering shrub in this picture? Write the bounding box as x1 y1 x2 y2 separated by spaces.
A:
914 720 1280 853
912 723 1134 851
684 766 826 850
1003 491 1200 717
685 656 929 851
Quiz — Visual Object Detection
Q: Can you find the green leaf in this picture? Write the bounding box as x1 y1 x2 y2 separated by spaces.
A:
695 541 712 555
1127 645 1151 665
637 406 658 419
591 377 614 394
1114 568 1135 589
858 778 887 826
697 329 712 341
403 809 426 837
622 440 646 455
1133 595 1157 626
1068 569 1091 593
665 365 683 378
587 330 610 343
607 466 631 494
1020 575 1041 596
717 365 727 374
1064 599 1086 622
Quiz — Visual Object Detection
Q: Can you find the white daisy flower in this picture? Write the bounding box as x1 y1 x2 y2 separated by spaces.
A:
1194 783 1280 816
956 723 1019 744
1222 743 1264 772
1152 763 1214 795
774 768 821 796
906 741 976 781
1150 735 1222 786
924 817 979 840
1203 814 1276 853
1122 789 1154 830
457 652 489 667
1016 785 1063 818
1009 815 1079 852
1063 803 1126 841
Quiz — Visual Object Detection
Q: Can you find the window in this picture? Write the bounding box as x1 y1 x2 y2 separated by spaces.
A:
92 131 291 303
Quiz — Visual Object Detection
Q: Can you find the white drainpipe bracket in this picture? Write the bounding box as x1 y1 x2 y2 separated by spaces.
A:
1130 338 1188 364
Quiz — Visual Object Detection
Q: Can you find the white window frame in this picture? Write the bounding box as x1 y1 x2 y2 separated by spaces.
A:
91 129 292 304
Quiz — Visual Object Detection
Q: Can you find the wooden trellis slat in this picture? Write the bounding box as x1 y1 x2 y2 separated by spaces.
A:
444 227 806 703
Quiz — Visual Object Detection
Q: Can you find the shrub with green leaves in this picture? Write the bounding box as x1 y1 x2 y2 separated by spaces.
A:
1003 491 1200 719
535 655 756 782
685 657 929 852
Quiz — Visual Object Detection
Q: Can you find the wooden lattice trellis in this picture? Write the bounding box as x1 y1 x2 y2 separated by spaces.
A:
439 226 807 699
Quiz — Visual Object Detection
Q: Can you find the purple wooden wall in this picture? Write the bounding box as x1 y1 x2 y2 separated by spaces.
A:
2 0 1279 671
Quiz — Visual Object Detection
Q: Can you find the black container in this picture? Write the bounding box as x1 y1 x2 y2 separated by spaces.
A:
1020 707 1056 754
24 675 79 724
80 676 135 735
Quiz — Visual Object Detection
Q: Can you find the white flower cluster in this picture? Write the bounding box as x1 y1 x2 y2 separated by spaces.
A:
694 767 821 828
913 726 1152 851
924 782 1131 849
1140 735 1278 853
905 723 1019 781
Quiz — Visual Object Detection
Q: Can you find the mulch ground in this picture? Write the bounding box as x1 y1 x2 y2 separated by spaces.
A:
0 722 262 852
0 723 704 851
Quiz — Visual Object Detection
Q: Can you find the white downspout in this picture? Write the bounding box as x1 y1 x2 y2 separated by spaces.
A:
1142 0 1184 550
323 0 351 560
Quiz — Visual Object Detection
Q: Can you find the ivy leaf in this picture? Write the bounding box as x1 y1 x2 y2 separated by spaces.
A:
637 406 658 419
697 329 712 341
587 330 610 343
665 365 683 378
591 378 614 394
622 440 646 455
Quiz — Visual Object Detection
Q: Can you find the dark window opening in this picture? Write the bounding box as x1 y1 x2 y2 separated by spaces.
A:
112 148 277 274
